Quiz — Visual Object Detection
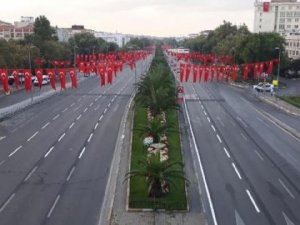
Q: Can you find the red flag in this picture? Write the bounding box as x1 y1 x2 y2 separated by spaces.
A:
185 64 191 82
204 67 210 83
179 64 185 82
253 64 259 79
35 68 43 89
107 65 113 85
0 69 10 94
199 66 203 82
79 62 85 73
58 69 66 90
12 69 20 89
211 66 215 81
231 66 239 81
243 64 250 81
23 69 32 91
69 68 77 88
46 69 56 90
192 65 198 83
98 64 106 86
259 63 264 76
266 61 273 75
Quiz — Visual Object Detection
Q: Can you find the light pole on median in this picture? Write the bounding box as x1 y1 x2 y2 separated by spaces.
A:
275 47 281 87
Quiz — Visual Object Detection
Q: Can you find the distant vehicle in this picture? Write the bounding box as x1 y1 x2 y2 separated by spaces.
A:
253 82 274 92
8 73 36 85
33 75 50 86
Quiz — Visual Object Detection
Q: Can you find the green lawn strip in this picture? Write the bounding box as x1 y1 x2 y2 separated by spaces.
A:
279 96 300 108
128 106 187 210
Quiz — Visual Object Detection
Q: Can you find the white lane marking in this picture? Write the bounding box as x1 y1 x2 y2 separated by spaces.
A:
70 103 75 107
66 166 76 181
246 189 260 213
89 102 94 107
62 107 68 113
232 163 242 180
204 111 207 116
201 105 204 109
52 114 60 121
42 122 50 129
0 136 7 141
104 108 108 114
9 145 23 157
47 195 60 218
24 166 38 182
94 106 100 111
207 117 211 123
79 147 86 159
121 134 125 139
77 98 82 102
241 133 248 141
76 114 82 120
58 133 66 142
282 211 296 225
44 146 54 158
279 179 295 199
95 98 99 102
108 103 111 108
87 133 93 143
0 193 16 213
0 160 5 166
237 117 248 128
183 99 218 225
94 123 99 130
84 107 88 113
223 147 231 158
69 122 75 129
255 150 264 161
216 134 222 143
99 115 103 121
73 106 80 112
27 131 39 142
211 125 216 132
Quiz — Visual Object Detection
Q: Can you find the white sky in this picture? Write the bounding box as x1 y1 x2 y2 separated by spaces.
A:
1 0 255 37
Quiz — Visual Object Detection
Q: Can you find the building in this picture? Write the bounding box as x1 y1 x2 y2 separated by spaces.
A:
55 25 95 42
254 0 300 59
94 32 131 47
0 17 34 41
285 33 300 59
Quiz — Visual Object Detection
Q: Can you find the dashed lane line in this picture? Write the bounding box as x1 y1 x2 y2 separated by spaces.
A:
207 117 211 123
24 166 38 182
87 133 93 143
279 179 296 199
78 147 86 159
69 122 75 129
223 147 231 158
99 115 103 121
42 122 50 130
62 107 69 113
27 131 39 142
94 123 99 130
211 125 216 132
0 193 16 213
76 114 82 120
255 150 264 161
246 189 261 213
47 195 60 218
89 102 94 107
9 145 22 157
44 146 54 158
104 108 108 114
84 108 88 113
52 114 60 121
241 133 248 141
0 136 6 141
58 133 66 142
216 134 222 143
66 166 76 182
0 160 5 166
232 163 242 180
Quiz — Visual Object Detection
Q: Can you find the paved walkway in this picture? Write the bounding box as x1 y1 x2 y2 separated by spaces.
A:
99 99 208 225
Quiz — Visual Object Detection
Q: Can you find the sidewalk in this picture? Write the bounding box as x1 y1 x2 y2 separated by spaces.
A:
99 96 207 225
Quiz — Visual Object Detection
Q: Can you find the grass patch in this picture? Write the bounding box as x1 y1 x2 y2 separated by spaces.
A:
128 105 187 210
279 96 300 108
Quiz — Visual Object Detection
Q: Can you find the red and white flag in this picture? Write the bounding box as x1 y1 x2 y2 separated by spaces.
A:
107 64 113 85
179 64 185 83
192 65 198 83
58 69 66 90
68 68 77 88
23 69 32 91
46 69 56 90
0 69 10 94
35 68 43 89
12 69 20 89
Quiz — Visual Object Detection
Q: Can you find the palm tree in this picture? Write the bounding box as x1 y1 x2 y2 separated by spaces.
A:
135 115 173 143
125 154 187 198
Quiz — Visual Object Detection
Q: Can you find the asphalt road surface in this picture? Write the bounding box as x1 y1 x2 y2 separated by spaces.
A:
183 81 300 225
0 58 151 225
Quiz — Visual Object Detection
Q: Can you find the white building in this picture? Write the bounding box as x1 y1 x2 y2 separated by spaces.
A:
0 17 34 41
285 33 300 59
254 0 300 59
94 32 131 47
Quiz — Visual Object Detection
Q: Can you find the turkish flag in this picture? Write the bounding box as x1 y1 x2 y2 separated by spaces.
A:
12 69 20 89
231 66 239 81
263 2 270 12
259 63 264 76
211 66 215 81
243 64 249 81
46 69 56 90
69 68 77 88
129 61 135 71
0 69 10 94
253 64 259 79
199 66 203 82
98 64 106 87
35 68 43 89
204 67 210 83
107 65 113 85
185 64 191 82
192 65 198 83
58 69 66 90
79 62 85 73
179 64 185 82
266 61 273 75
23 69 32 91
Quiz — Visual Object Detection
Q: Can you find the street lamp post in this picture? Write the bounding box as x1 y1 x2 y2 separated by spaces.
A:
275 47 281 87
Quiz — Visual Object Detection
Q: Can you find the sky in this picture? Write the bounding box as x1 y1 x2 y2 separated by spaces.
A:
1 0 255 37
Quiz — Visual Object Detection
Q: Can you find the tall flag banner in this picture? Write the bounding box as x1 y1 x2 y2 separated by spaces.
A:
266 61 274 75
185 64 191 82
259 63 264 76
253 64 259 79
211 66 215 81
35 68 43 89
231 65 239 81
243 64 250 81
69 68 77 88
179 64 185 82
107 65 113 85
58 69 66 90
12 69 20 89
263 2 270 12
216 67 221 81
23 69 32 91
0 69 10 94
193 65 198 83
98 64 106 86
204 67 210 83
46 69 56 90
199 66 203 83
79 62 85 73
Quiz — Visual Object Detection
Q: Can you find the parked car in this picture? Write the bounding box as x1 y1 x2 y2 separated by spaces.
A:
253 82 274 92
33 75 50 86
8 73 36 85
